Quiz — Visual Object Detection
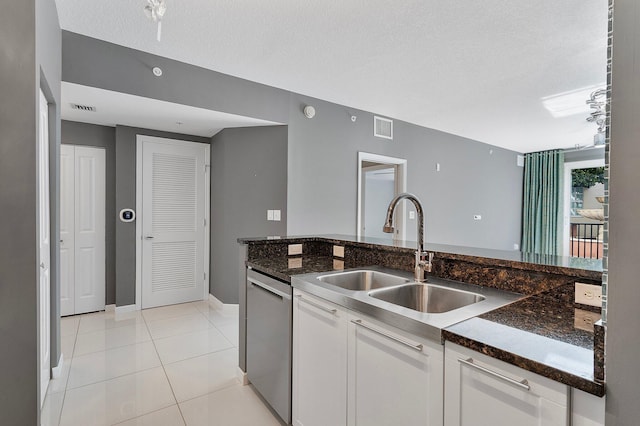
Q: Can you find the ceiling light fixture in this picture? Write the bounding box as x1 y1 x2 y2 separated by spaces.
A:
586 88 607 146
144 0 167 42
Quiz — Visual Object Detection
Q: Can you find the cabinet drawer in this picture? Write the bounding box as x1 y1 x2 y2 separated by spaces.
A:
444 342 569 426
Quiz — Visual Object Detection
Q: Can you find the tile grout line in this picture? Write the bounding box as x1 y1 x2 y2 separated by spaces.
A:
142 308 189 426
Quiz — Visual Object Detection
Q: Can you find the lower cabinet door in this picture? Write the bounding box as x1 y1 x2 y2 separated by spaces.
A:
444 342 569 426
347 313 443 426
293 290 348 426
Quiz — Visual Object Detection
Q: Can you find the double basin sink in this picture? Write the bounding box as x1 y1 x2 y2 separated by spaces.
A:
291 267 522 342
318 270 485 314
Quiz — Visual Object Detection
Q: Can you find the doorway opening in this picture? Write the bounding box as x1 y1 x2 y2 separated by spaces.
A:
357 152 407 241
563 159 606 258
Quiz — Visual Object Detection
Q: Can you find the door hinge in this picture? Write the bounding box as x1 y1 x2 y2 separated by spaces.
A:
204 164 210 173
204 272 207 281
204 218 207 226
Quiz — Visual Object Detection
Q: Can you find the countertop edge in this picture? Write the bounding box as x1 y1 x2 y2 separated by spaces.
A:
441 329 605 397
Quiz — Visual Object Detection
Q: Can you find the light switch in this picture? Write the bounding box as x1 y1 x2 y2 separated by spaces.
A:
409 211 415 220
273 210 281 221
267 210 274 221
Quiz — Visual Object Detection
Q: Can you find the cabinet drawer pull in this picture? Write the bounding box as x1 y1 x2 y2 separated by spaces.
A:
351 319 423 352
458 358 530 391
297 295 337 315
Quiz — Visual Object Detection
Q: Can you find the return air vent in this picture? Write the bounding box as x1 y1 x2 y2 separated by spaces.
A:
374 116 393 140
70 103 96 112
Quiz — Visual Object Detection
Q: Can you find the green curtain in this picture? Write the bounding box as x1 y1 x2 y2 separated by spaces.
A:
521 149 564 256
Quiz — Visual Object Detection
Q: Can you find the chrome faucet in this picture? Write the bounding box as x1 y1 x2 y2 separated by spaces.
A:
382 193 433 282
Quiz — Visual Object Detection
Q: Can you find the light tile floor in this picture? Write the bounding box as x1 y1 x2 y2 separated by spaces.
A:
42 301 282 426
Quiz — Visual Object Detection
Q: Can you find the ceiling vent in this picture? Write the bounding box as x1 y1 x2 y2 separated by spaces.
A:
70 103 96 112
374 116 393 140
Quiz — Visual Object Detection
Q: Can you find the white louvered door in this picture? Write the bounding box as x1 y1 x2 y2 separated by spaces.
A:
141 138 208 309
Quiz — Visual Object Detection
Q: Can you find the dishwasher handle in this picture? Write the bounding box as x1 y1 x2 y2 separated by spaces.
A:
248 277 292 300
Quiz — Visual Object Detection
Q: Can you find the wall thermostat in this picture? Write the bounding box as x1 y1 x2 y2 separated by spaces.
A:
119 208 136 223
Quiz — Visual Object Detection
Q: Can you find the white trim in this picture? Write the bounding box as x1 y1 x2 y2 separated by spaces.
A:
562 159 605 256
136 139 143 311
204 144 211 302
208 293 224 310
115 304 137 315
208 293 240 313
356 152 407 241
237 366 249 385
51 353 64 379
105 304 115 312
135 135 211 310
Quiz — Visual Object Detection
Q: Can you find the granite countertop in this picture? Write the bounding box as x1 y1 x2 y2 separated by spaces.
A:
246 250 605 397
247 255 344 283
443 284 605 396
239 234 603 279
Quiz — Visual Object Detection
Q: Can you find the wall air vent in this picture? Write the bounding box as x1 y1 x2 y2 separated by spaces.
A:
70 103 96 112
374 116 393 140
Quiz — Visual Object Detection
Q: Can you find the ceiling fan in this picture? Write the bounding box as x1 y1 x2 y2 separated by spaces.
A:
144 0 167 42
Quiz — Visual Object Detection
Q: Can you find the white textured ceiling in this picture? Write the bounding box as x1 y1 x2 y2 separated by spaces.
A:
55 0 608 153
62 82 280 137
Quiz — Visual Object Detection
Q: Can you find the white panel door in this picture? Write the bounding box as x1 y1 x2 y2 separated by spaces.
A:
59 145 106 316
38 90 51 406
141 138 207 309
74 146 106 314
59 145 75 316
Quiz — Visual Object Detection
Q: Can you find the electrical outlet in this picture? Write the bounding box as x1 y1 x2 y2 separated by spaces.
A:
288 244 303 255
333 245 345 258
267 210 274 221
574 308 601 332
273 210 281 221
575 282 603 307
473 215 482 221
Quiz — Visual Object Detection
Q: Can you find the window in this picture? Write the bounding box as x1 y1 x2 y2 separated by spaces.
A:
571 187 584 216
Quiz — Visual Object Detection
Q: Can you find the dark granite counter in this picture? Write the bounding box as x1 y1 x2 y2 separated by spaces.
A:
247 255 343 283
443 283 605 396
238 234 603 280
241 236 605 397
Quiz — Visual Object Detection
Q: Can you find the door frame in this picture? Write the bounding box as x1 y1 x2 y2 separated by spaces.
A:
135 135 211 311
356 152 407 241
562 158 605 256
37 88 51 406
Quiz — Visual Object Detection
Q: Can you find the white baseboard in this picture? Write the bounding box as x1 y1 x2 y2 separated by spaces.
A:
51 353 64 379
115 304 137 315
208 294 239 313
105 304 115 312
237 366 249 386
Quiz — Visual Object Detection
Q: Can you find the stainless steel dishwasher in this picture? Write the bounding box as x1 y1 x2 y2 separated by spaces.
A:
246 268 292 424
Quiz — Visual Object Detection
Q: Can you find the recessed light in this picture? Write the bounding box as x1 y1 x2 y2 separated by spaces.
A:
152 67 163 77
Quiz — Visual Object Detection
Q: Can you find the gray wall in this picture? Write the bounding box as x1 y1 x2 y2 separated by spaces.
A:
211 126 288 303
62 31 290 125
605 0 640 424
0 0 60 423
115 126 210 306
61 120 116 304
287 95 523 250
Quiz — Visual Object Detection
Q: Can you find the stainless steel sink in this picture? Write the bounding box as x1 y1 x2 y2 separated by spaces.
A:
369 283 485 314
317 270 411 291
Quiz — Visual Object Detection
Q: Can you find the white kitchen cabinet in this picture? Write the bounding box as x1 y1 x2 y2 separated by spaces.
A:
293 289 348 426
444 342 569 426
572 389 605 426
347 312 444 426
